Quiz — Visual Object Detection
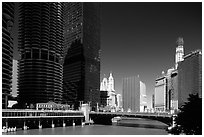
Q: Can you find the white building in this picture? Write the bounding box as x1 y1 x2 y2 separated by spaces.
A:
140 81 147 112
175 37 184 69
116 94 122 108
100 72 116 108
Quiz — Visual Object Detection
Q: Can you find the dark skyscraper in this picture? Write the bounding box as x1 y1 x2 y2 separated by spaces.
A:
18 3 64 108
63 3 101 109
2 2 15 109
178 50 202 108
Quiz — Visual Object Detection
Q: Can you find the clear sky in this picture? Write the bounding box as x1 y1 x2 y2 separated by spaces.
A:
12 2 202 108
100 2 202 108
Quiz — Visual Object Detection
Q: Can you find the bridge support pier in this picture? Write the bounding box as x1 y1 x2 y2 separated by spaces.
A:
63 120 66 127
23 121 27 130
72 120 75 126
172 114 177 127
6 119 8 128
38 120 42 129
52 120 55 128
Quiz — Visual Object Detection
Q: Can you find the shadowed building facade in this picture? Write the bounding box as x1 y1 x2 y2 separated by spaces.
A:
18 3 64 108
2 2 15 109
63 3 101 109
178 50 202 108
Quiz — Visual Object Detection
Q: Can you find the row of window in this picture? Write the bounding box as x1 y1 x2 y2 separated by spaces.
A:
21 50 61 63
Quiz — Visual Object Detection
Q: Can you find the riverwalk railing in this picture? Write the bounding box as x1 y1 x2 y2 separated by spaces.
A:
2 109 84 119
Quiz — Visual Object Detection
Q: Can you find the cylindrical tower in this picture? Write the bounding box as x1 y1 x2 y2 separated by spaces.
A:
2 2 15 109
18 3 64 107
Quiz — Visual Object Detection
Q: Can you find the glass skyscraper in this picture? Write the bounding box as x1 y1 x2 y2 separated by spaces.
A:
63 3 101 109
18 3 64 108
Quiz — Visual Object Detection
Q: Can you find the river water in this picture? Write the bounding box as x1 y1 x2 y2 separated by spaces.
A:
4 125 168 135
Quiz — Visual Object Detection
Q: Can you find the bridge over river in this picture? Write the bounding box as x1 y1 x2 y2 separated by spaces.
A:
89 111 173 126
2 109 173 131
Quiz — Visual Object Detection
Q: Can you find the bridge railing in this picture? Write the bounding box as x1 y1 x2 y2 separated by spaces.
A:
90 111 172 118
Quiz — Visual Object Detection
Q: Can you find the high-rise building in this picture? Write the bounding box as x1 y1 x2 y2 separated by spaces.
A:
154 74 167 112
18 3 64 108
100 73 116 107
122 76 146 112
100 91 108 107
2 2 15 109
175 37 184 69
116 94 122 108
140 81 147 112
167 69 178 111
63 3 101 109
178 50 202 108
152 94 155 109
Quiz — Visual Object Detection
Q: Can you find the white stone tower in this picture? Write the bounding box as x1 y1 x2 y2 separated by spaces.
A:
175 37 184 69
100 74 108 91
108 72 115 92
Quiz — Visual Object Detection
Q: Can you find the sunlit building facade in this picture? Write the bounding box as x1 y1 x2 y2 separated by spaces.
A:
100 73 116 108
154 74 167 112
63 3 101 109
122 76 146 112
18 3 64 108
140 81 147 112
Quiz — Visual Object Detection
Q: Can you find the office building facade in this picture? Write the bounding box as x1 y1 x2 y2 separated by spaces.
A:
154 75 167 112
140 81 147 112
168 69 178 111
63 3 100 109
178 50 202 108
100 73 116 107
2 2 15 109
122 76 145 112
18 3 64 108
116 94 122 108
152 94 155 109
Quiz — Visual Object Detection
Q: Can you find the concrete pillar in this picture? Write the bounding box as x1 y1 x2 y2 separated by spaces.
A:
52 120 55 128
81 119 84 126
38 120 42 129
63 120 66 127
72 120 75 126
172 114 176 127
6 119 8 128
23 121 27 130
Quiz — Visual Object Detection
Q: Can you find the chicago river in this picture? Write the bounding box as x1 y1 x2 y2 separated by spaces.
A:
3 125 168 135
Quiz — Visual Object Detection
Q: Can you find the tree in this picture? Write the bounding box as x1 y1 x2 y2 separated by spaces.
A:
169 94 202 135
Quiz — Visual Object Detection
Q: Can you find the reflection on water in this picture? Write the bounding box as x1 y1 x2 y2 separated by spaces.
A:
4 125 168 135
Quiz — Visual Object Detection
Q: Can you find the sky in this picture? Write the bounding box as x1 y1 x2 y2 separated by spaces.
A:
100 2 202 108
11 2 202 108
